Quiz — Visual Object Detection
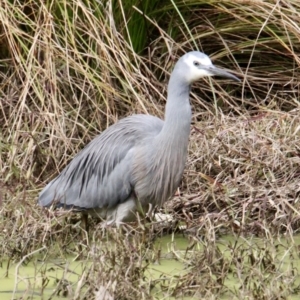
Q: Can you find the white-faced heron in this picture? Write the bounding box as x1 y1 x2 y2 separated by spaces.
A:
39 51 239 226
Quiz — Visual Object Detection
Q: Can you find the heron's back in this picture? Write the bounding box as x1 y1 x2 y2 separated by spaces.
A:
38 114 164 210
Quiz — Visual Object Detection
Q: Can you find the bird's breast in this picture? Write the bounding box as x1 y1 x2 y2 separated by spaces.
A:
132 140 188 208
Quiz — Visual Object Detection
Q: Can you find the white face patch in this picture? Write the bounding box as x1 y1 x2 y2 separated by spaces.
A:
183 53 213 67
181 53 214 83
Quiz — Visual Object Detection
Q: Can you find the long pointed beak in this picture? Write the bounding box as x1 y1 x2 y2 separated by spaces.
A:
207 65 240 82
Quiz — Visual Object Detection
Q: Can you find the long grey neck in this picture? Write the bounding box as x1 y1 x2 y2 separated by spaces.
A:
156 74 192 146
148 72 192 206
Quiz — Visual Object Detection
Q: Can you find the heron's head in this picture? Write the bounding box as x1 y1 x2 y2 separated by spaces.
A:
175 51 240 84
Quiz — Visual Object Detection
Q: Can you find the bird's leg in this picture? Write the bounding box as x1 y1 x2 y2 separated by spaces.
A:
81 212 89 231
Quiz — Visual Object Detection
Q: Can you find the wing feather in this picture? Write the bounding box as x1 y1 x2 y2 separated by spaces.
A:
38 114 163 209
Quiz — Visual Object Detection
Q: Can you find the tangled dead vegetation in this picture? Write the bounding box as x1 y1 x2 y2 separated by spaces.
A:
168 109 300 236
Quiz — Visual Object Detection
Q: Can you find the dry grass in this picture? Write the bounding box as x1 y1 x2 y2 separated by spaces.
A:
170 109 300 236
1 0 300 299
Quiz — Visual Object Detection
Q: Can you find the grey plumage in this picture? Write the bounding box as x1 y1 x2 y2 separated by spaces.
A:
39 51 239 226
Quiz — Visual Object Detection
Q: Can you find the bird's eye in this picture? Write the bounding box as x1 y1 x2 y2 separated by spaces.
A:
193 61 200 67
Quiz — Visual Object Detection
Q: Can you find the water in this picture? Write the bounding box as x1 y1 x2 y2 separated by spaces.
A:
1 234 300 299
